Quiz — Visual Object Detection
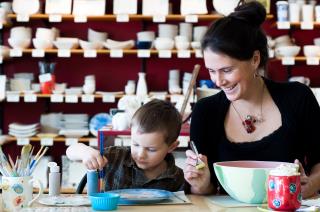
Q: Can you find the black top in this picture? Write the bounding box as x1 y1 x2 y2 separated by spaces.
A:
190 78 320 187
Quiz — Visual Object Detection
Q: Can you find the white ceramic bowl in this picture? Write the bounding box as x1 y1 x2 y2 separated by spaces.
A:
175 41 190 50
12 0 40 15
35 28 56 41
33 38 53 50
314 37 320 46
79 40 104 50
137 31 155 42
103 39 135 50
275 46 301 57
88 28 108 43
53 37 79 50
10 26 32 39
154 38 174 50
8 37 31 49
212 0 240 16
303 45 320 57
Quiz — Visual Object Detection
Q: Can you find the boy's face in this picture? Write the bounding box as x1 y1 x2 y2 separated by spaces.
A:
131 127 177 172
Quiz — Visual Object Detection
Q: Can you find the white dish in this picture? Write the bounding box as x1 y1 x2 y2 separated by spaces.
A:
53 38 79 50
59 129 89 138
72 0 106 16
12 0 40 15
8 37 31 49
142 0 169 15
33 38 53 50
38 195 90 206
45 0 72 15
103 39 135 50
180 0 208 15
79 40 103 50
9 130 38 138
212 0 240 16
9 123 39 131
113 0 138 15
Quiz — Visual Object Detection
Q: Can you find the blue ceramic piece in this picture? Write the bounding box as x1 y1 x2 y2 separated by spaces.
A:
136 41 153 49
89 193 120 211
108 189 172 204
89 113 112 136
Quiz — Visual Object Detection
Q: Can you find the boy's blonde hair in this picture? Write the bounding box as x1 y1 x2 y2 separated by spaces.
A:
131 99 182 145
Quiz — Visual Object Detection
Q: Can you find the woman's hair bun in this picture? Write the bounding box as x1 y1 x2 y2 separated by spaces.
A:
229 1 266 28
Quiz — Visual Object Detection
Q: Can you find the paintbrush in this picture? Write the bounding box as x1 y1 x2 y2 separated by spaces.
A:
190 141 206 170
20 144 32 176
29 147 48 174
29 146 43 169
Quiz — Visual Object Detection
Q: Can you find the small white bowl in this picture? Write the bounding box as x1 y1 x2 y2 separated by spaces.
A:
33 38 53 50
53 37 79 50
303 45 320 57
79 40 103 50
191 41 201 50
154 38 174 50
275 46 301 57
88 28 108 43
175 41 190 50
212 0 239 16
8 37 31 49
314 37 320 46
103 39 135 50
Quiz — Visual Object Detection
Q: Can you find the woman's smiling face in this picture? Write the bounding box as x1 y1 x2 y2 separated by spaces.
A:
203 49 259 101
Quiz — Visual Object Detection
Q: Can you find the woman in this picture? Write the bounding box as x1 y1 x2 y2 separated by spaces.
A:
184 1 320 198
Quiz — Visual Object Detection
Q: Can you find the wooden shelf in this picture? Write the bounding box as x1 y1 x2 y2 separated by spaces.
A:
20 49 199 55
7 13 274 22
17 93 124 99
6 136 96 142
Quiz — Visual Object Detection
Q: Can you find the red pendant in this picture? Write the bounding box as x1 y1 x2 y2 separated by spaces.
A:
242 115 256 133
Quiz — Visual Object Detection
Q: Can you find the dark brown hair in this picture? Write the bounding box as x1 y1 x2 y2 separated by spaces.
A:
131 99 182 145
201 1 268 69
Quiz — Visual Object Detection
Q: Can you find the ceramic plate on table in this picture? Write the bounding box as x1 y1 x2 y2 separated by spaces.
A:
38 195 90 206
108 189 173 204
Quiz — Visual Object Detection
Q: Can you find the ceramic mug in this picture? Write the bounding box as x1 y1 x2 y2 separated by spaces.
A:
1 176 43 211
268 174 301 211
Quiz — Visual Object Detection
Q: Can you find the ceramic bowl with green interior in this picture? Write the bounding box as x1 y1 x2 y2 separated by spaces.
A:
214 161 293 204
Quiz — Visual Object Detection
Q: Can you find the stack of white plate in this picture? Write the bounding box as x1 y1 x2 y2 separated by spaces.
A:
59 114 89 138
9 123 39 137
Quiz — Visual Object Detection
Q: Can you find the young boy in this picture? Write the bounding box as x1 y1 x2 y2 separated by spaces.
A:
66 99 184 191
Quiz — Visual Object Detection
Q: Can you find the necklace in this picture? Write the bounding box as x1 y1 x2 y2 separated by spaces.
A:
231 81 265 134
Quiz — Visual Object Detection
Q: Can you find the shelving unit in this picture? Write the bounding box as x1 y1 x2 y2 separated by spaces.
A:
0 0 275 193
7 13 274 22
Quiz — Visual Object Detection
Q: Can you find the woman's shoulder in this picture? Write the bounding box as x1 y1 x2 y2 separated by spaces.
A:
266 78 312 100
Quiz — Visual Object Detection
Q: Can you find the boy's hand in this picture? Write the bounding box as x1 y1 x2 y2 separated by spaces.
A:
82 147 108 170
184 150 214 194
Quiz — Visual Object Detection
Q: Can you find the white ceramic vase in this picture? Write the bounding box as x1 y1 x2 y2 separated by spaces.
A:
136 72 148 100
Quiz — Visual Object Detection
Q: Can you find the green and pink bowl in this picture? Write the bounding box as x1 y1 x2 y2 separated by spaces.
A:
213 161 295 204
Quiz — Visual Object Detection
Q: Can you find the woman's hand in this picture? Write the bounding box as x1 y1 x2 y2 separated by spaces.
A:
294 159 318 198
82 147 108 170
184 150 214 194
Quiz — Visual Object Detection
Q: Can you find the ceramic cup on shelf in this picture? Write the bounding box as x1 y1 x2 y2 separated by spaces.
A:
276 1 289 22
302 4 314 22
289 3 300 22
2 176 43 211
